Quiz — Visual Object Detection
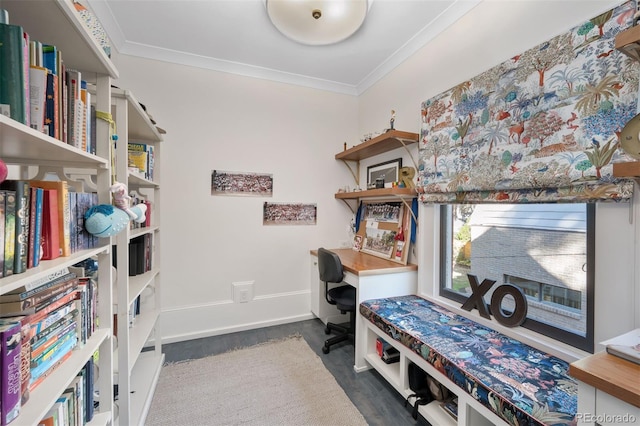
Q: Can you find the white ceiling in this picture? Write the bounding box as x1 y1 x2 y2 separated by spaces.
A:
87 0 481 95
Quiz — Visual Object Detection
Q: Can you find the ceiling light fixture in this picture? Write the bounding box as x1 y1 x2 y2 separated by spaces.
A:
266 0 368 46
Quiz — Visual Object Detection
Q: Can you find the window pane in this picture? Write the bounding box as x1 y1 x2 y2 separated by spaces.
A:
440 203 593 351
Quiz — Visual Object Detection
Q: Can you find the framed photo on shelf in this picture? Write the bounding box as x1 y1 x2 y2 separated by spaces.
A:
367 158 402 188
355 200 412 265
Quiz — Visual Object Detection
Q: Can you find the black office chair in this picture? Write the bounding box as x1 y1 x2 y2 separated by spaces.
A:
317 247 356 354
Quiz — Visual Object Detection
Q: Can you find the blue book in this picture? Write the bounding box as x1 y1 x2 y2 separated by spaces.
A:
29 333 77 382
29 186 43 268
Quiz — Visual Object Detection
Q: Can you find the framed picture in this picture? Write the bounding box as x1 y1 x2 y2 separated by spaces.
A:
355 201 412 265
211 170 273 196
367 158 402 187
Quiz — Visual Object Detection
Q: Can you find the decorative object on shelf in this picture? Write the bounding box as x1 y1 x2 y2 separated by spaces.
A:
619 111 640 159
0 158 7 183
110 181 147 222
367 158 402 188
389 109 395 131
399 166 415 189
84 181 146 237
73 2 111 57
265 0 368 45
84 203 147 237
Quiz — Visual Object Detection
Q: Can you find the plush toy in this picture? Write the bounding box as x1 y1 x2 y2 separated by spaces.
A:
110 181 146 223
84 181 147 237
0 158 7 184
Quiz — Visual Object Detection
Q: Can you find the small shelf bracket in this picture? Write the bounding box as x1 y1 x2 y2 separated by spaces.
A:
340 198 357 214
393 137 419 171
340 159 360 187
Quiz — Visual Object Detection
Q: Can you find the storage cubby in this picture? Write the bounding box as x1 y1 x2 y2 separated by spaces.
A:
362 320 508 426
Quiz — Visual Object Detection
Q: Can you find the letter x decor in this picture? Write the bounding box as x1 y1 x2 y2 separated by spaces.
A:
461 274 528 327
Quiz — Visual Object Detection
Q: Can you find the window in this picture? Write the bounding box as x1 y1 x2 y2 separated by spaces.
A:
439 203 594 352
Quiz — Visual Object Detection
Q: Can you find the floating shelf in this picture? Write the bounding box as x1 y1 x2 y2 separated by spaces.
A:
612 161 640 177
335 187 416 199
336 130 419 161
615 25 640 62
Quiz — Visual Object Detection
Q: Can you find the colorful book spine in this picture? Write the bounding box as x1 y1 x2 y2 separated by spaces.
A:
0 180 30 274
0 23 26 125
41 188 60 260
29 181 70 257
42 44 58 140
3 191 15 277
0 191 5 277
0 321 21 426
31 187 43 268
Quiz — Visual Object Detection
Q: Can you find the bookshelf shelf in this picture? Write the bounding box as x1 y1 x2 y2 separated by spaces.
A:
335 187 416 199
0 1 116 424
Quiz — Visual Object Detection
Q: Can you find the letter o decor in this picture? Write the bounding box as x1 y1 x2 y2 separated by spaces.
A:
490 284 528 327
461 275 529 328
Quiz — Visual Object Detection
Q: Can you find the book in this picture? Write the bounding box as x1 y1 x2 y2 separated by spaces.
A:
0 321 21 426
42 44 59 140
29 332 77 383
0 23 26 125
0 180 31 274
0 191 5 277
38 405 58 426
602 328 640 365
29 350 72 393
28 65 47 133
82 357 94 423
28 186 43 269
41 188 60 260
65 69 81 149
0 277 77 316
31 309 77 344
30 326 76 368
69 374 84 426
0 317 30 407
3 191 16 277
29 180 71 257
0 270 76 302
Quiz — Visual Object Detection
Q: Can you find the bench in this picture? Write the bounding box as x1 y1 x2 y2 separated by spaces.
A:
360 295 577 426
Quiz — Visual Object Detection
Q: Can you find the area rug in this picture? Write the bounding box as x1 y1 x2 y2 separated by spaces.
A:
145 335 368 425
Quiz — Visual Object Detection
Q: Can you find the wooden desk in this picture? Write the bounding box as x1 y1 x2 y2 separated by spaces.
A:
309 248 418 371
569 352 640 425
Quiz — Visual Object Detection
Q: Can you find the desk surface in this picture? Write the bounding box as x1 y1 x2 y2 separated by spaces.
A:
310 248 418 277
569 351 640 408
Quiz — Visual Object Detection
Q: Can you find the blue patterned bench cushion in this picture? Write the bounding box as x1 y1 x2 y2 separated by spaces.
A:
360 295 577 426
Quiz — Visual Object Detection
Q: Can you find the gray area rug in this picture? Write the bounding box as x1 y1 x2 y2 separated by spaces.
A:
145 335 368 425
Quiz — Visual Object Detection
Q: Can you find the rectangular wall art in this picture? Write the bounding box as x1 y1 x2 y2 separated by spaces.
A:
211 170 273 196
263 202 317 225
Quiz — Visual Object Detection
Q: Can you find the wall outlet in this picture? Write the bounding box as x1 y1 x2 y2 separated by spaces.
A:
233 281 254 303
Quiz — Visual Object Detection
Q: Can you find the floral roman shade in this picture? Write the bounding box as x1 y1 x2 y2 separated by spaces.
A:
417 1 639 204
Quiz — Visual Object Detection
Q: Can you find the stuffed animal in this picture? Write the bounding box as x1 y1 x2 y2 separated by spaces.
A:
84 204 147 237
84 181 147 237
0 158 7 183
110 181 146 223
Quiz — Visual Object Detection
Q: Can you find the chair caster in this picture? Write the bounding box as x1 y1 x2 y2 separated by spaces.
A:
324 326 331 335
322 344 330 354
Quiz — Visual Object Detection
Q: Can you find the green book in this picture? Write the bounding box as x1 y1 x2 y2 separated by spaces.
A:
0 23 26 125
0 181 30 274
3 190 15 277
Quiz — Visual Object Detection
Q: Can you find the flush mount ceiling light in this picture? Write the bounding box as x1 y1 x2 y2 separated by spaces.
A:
266 0 368 46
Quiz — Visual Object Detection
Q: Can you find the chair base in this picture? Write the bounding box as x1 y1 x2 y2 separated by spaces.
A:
322 314 355 354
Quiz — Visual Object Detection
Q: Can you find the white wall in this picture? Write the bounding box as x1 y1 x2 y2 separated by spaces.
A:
112 0 639 350
112 56 357 342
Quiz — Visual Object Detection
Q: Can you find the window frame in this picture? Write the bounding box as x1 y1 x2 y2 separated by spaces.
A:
438 204 595 353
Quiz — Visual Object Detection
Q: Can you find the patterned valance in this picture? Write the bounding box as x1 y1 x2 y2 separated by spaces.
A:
417 1 639 204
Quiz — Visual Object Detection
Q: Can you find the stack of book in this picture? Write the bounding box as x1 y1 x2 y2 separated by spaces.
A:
0 266 99 425
0 179 98 279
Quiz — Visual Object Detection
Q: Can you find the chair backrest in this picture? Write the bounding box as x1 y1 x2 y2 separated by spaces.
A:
317 248 344 284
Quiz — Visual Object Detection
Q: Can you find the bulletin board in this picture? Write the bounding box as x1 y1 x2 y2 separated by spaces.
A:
355 201 411 265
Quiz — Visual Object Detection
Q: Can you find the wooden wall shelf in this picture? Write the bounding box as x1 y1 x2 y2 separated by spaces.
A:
612 161 640 177
336 130 419 161
615 25 640 62
335 187 416 199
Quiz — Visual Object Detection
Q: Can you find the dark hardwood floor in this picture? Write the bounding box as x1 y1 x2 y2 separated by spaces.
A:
160 318 428 426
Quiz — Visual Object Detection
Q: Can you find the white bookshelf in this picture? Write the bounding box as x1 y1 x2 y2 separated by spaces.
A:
0 0 117 424
111 88 164 426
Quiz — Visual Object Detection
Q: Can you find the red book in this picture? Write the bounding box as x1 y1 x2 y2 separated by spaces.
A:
40 189 59 260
